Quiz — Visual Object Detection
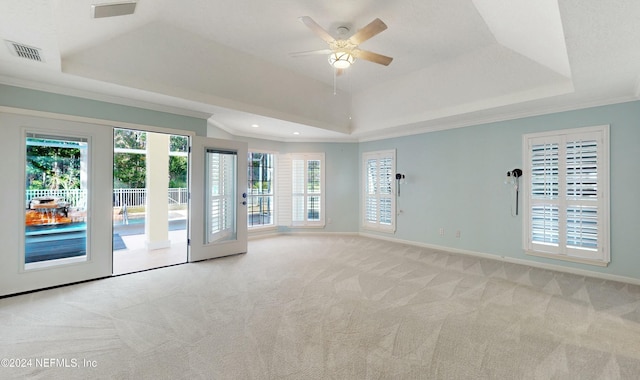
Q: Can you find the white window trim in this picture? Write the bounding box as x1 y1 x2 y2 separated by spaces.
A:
522 125 610 266
362 149 396 233
247 150 277 231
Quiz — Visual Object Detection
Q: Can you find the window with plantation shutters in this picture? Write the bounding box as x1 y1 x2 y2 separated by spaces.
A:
282 153 325 227
206 149 236 243
363 150 396 232
523 125 609 266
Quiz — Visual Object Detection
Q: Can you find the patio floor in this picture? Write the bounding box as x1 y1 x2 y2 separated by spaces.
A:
112 225 188 275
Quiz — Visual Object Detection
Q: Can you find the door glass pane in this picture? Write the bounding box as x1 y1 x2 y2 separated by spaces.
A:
112 129 189 275
206 150 237 244
25 134 88 268
247 152 274 227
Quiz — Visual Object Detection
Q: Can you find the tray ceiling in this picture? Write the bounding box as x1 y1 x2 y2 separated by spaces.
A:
1 0 639 141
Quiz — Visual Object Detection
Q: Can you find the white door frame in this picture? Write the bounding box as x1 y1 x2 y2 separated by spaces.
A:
0 108 198 296
0 113 113 296
189 136 248 261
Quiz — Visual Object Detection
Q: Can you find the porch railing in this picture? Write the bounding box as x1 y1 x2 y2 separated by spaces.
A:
113 188 146 208
25 188 188 209
25 189 87 209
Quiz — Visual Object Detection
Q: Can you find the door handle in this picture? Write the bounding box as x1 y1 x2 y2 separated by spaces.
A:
242 193 247 198
242 201 247 206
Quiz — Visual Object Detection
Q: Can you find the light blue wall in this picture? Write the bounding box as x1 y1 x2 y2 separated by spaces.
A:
5 84 639 279
359 100 640 280
0 84 208 135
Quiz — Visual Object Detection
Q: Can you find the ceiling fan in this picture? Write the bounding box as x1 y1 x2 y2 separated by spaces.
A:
291 16 393 73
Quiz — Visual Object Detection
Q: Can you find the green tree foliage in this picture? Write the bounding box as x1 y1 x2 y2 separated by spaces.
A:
114 152 146 188
169 156 187 188
113 129 188 189
114 128 145 150
26 139 81 190
169 135 188 188
170 135 187 152
113 129 146 188
26 130 188 192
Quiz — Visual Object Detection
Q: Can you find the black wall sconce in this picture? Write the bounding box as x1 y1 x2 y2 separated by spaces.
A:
396 173 405 196
505 168 522 215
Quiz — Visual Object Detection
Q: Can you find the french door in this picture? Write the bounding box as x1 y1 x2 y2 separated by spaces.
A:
0 113 113 296
189 137 248 261
0 111 247 297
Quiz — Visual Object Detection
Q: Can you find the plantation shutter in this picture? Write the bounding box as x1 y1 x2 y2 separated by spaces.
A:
379 156 394 226
291 158 305 223
208 152 221 235
363 150 396 232
280 153 325 227
206 150 236 242
565 138 599 254
365 158 378 224
277 154 292 226
524 126 609 265
530 140 560 251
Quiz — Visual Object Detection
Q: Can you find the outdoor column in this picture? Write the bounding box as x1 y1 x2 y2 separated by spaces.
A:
145 133 171 250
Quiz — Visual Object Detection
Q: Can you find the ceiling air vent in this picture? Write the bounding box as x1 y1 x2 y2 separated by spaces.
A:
5 41 44 62
92 2 137 18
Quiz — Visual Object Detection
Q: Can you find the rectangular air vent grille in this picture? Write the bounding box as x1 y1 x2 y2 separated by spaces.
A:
92 2 137 18
6 41 43 62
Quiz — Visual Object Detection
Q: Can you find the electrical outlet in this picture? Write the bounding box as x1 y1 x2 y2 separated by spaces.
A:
456 230 461 238
438 228 444 236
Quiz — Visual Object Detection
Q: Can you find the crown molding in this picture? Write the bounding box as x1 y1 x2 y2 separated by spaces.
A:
0 76 214 120
354 95 640 143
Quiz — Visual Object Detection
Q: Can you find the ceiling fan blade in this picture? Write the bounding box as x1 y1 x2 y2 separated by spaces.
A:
348 18 387 46
353 50 393 66
299 16 335 44
289 49 332 57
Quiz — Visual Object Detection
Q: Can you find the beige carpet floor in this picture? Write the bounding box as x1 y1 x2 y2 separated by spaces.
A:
1 235 640 379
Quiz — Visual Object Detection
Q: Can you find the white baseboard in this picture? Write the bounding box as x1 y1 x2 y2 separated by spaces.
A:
249 230 640 286
248 231 280 241
280 231 359 236
358 232 640 287
249 230 358 241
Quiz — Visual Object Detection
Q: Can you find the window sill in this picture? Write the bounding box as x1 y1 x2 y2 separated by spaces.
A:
362 227 396 235
248 225 277 232
362 225 396 234
525 250 609 267
289 223 325 228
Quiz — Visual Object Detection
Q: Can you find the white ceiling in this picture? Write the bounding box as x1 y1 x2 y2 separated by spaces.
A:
1 0 639 142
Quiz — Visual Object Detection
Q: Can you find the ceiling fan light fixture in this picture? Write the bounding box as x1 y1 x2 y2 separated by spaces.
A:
328 51 355 69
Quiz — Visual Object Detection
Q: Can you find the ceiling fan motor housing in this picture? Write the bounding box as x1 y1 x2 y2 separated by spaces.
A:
296 16 393 69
